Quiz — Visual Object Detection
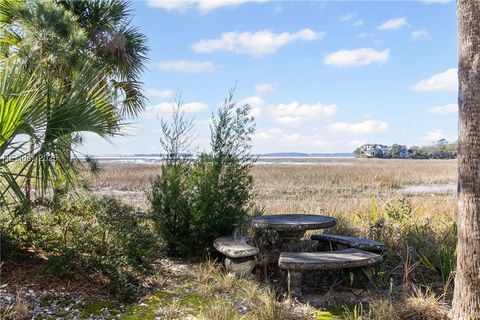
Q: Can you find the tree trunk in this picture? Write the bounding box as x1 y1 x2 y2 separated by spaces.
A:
451 1 480 319
24 138 34 202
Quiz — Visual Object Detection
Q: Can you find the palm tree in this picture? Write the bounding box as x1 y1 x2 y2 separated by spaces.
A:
0 0 147 202
57 0 148 117
451 1 480 319
0 0 87 80
0 59 120 206
1 0 148 117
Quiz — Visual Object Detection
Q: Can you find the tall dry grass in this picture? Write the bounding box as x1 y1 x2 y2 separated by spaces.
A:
86 158 457 318
87 159 457 216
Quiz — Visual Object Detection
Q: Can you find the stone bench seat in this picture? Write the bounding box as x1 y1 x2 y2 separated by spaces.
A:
214 236 259 258
279 248 382 270
278 248 382 296
311 234 385 252
214 236 259 277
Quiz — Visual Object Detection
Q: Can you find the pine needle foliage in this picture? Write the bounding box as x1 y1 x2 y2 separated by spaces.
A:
150 91 256 257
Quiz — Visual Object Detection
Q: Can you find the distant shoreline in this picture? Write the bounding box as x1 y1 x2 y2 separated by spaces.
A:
87 152 355 160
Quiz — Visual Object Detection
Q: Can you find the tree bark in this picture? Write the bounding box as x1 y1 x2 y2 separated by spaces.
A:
451 1 480 319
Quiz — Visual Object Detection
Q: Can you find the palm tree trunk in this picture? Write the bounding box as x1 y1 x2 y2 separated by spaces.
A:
451 1 480 319
24 138 34 202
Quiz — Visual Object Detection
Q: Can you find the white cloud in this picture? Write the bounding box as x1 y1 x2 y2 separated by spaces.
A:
121 123 141 135
410 68 458 92
146 89 174 99
147 0 265 13
254 128 301 144
324 48 390 68
145 101 209 118
239 96 265 108
339 12 363 27
426 103 458 114
147 0 193 11
192 28 324 57
154 60 217 73
327 120 389 134
254 128 330 149
340 12 357 22
349 140 367 147
423 129 444 142
273 3 283 14
254 83 277 95
255 128 282 140
238 96 264 117
272 102 337 125
378 17 408 30
420 0 453 3
411 29 429 40
353 19 364 27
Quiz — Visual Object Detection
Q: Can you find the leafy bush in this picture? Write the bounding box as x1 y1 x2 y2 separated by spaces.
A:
406 222 457 288
1 196 158 300
385 198 413 224
151 92 256 257
151 164 193 256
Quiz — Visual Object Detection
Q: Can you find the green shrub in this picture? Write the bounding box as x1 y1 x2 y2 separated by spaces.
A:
38 197 158 262
385 198 413 224
89 255 140 300
150 101 196 256
406 222 457 288
1 196 159 300
151 163 193 256
151 92 256 257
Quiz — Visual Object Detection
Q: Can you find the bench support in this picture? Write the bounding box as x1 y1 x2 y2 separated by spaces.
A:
287 270 303 297
277 230 306 251
225 256 256 278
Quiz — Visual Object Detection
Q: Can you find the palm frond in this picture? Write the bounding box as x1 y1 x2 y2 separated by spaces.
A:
0 59 123 206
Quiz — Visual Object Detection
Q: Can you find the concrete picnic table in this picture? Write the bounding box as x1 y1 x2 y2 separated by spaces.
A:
251 214 337 246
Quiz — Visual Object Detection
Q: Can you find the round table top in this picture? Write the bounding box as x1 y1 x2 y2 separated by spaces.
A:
251 214 336 232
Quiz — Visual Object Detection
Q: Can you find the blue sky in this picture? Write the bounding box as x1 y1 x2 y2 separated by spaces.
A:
82 0 458 155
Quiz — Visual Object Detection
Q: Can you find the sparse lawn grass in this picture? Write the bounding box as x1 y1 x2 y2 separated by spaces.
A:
73 260 322 320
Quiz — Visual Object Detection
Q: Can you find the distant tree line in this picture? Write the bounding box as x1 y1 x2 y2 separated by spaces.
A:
407 139 457 159
354 139 458 159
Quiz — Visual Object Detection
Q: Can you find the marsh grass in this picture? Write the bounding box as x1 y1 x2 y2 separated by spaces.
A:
87 159 458 317
88 159 456 215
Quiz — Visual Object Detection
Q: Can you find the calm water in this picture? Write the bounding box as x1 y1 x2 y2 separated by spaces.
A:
401 184 457 194
95 156 354 166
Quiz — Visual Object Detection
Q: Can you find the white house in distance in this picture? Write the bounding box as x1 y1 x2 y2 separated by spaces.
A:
357 144 410 158
358 144 390 158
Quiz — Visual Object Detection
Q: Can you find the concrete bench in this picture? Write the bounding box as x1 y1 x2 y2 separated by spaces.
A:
278 248 382 296
311 234 385 252
214 236 259 277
